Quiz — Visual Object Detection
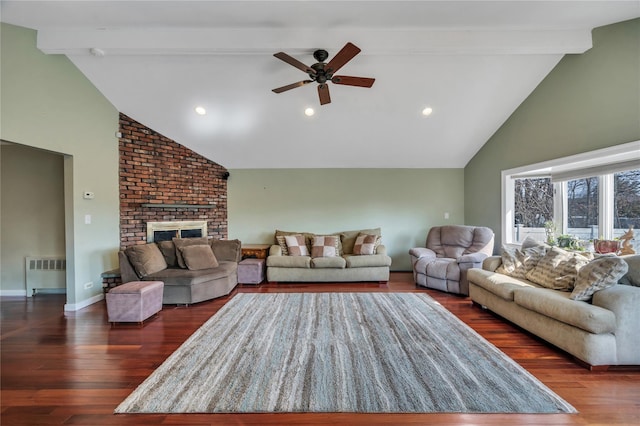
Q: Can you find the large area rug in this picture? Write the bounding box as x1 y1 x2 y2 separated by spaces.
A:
115 292 576 414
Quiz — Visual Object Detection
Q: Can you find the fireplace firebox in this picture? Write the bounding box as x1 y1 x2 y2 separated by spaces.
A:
146 221 208 243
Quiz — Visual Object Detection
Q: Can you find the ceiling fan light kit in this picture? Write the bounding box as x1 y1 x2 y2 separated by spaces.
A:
272 42 375 105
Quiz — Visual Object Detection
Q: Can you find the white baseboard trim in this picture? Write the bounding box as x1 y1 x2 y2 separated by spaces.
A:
0 289 27 297
64 292 104 312
1 289 67 297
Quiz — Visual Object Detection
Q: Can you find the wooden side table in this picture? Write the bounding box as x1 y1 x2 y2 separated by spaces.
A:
241 244 271 259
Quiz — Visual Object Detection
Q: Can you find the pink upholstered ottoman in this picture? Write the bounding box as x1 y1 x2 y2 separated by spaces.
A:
238 258 265 284
106 281 164 325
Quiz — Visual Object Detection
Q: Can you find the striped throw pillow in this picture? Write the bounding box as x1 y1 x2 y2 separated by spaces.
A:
570 256 628 301
525 247 590 291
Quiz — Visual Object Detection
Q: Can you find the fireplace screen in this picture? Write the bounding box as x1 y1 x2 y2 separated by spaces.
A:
146 221 208 243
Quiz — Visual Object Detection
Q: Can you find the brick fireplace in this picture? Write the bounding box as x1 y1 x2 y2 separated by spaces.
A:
119 113 228 249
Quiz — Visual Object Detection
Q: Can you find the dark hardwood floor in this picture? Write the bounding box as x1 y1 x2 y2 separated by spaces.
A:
2 272 639 425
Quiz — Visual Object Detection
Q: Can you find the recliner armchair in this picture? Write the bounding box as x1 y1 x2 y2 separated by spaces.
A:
409 225 494 295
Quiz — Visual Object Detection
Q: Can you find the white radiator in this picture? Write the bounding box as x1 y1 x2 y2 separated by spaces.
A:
25 257 66 297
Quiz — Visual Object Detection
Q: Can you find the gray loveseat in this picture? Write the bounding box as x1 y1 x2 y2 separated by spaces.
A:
119 237 241 305
468 244 640 370
266 228 392 283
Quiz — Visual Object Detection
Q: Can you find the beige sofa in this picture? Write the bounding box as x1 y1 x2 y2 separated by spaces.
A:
266 228 392 283
119 238 241 305
468 247 640 370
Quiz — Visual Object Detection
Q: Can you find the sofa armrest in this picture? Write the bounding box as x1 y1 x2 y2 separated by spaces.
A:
211 239 242 262
118 251 141 283
482 255 503 272
375 244 387 255
408 247 436 261
458 252 488 265
269 244 283 256
592 284 640 363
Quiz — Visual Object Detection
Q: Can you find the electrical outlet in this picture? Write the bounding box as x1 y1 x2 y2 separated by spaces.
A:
444 212 450 219
84 282 93 289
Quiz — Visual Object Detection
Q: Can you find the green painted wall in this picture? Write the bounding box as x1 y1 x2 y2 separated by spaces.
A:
228 168 464 270
0 23 119 307
1 144 65 294
464 19 640 249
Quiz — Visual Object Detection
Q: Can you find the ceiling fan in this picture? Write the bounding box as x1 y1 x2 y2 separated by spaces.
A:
272 42 375 105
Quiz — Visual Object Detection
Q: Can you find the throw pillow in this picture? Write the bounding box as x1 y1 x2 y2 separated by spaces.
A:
525 247 590 291
275 235 289 256
284 235 309 256
353 234 378 255
311 235 339 258
125 243 167 278
173 237 209 268
157 240 177 267
275 230 313 255
570 256 629 301
496 245 546 279
179 244 219 271
340 228 382 254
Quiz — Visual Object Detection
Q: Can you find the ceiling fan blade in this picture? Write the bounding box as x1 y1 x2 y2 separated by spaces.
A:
272 80 313 93
332 76 375 88
273 52 315 75
325 42 361 74
318 84 331 105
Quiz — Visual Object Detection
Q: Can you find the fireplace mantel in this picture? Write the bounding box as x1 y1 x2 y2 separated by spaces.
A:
141 203 216 209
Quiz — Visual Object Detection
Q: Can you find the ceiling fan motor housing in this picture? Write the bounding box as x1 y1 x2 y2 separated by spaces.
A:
310 62 331 83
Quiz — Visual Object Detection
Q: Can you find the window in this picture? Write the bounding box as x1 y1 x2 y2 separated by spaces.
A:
567 176 599 241
614 170 640 252
502 141 640 251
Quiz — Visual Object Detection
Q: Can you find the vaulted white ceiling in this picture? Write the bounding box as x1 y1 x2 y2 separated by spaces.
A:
2 1 638 168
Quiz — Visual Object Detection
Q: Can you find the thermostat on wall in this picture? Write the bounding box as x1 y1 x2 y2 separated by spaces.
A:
83 191 95 199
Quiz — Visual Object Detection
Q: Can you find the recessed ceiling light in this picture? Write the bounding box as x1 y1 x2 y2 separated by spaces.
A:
422 107 433 116
195 106 206 115
304 107 315 117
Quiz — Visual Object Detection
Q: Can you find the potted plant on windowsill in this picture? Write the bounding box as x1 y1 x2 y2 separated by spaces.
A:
557 234 579 250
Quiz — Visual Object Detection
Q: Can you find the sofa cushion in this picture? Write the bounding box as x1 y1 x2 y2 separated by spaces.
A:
210 239 242 263
525 247 590 291
619 254 640 287
344 253 392 268
285 235 309 256
570 256 629 301
427 225 494 259
311 256 346 269
496 245 546 279
340 228 382 254
179 244 219 271
125 243 167 278
353 234 378 255
426 258 460 281
514 287 616 334
266 255 311 268
467 268 538 301
311 235 339 258
157 240 178 267
173 237 209 268
145 261 237 286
